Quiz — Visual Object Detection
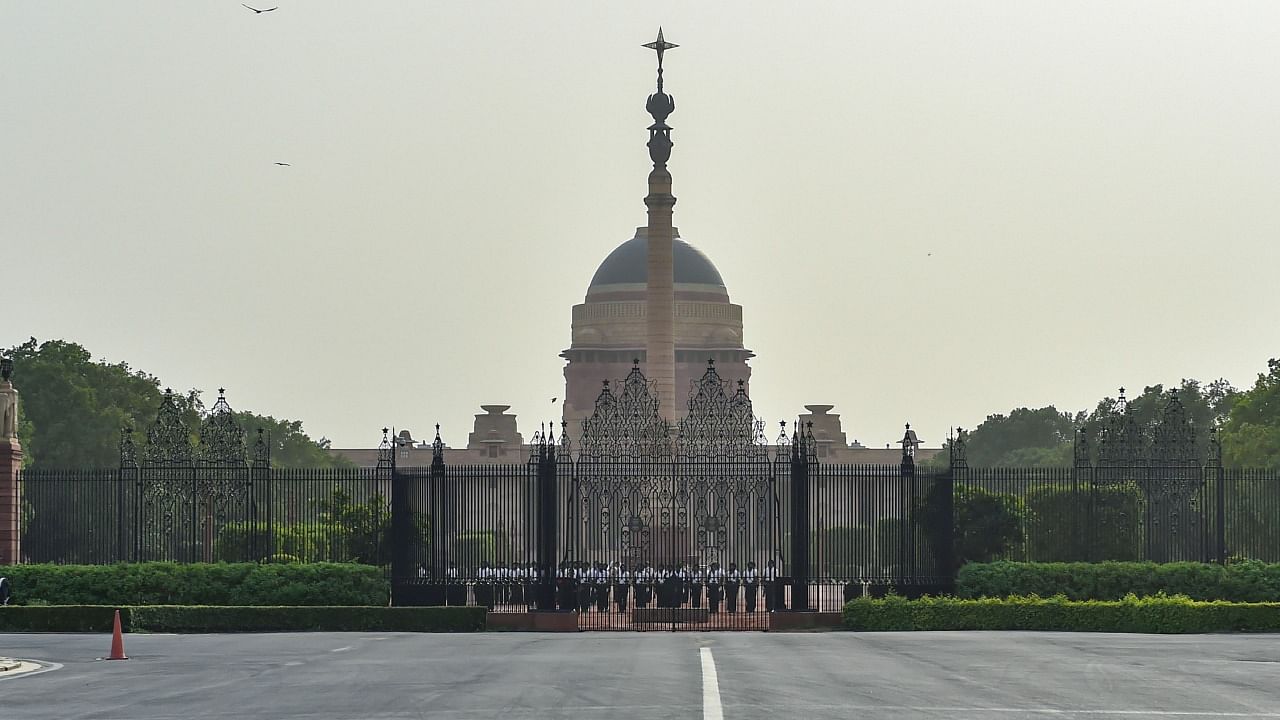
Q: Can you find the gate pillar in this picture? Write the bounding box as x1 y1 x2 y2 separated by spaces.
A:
789 422 815 611
533 426 559 611
0 358 22 565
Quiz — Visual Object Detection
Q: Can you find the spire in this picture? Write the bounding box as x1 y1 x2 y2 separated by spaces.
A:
643 28 677 165
641 28 679 423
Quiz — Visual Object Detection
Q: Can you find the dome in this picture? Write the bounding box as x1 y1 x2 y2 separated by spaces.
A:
589 228 725 288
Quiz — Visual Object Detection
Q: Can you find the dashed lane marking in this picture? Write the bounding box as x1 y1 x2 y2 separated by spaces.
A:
700 646 723 720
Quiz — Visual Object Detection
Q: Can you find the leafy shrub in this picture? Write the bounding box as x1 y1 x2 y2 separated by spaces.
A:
813 525 879 578
215 522 354 563
842 594 1280 633
2 563 388 606
915 483 1025 568
957 560 1280 602
1023 484 1143 562
451 530 513 568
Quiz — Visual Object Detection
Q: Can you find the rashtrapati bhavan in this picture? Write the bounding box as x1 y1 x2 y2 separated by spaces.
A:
332 33 938 468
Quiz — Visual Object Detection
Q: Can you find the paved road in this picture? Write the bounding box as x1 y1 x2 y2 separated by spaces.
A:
2 631 1279 719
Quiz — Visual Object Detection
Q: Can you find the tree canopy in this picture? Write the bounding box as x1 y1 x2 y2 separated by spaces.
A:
1221 359 1280 469
928 376 1244 468
7 338 348 469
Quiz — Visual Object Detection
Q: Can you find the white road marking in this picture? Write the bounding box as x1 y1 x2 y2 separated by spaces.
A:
700 646 723 720
330 646 352 653
0 660 62 682
724 704 1280 718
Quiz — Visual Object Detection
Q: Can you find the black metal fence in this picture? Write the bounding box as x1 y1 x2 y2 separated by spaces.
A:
13 366 1280 630
955 466 1280 565
19 467 393 565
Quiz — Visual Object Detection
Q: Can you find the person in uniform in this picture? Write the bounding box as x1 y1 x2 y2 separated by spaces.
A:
526 562 538 610
743 560 760 613
576 561 593 612
446 561 464 606
678 562 692 607
509 562 524 608
689 563 704 609
635 563 651 608
556 561 572 611
764 558 782 611
595 562 611 613
613 562 630 614
475 560 494 610
725 562 741 614
496 562 510 607
707 562 723 614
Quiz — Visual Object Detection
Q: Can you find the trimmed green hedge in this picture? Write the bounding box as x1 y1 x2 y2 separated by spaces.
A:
843 594 1280 633
957 560 1280 602
0 605 128 632
0 605 485 633
1 563 389 606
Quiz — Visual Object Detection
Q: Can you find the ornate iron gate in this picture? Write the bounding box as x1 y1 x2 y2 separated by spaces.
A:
120 389 268 563
560 362 787 630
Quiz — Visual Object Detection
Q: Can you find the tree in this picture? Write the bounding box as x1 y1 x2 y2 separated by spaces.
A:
231 411 351 468
7 338 168 468
7 338 348 468
1078 378 1236 457
1221 359 1280 469
948 407 1076 468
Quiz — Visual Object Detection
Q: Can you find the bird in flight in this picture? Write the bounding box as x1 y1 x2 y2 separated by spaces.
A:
274 162 291 166
242 4 278 13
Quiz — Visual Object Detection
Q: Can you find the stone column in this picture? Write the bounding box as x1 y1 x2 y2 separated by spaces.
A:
645 169 677 423
642 29 680 423
0 373 21 565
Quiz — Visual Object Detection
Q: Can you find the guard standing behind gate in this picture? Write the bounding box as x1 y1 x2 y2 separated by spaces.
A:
764 559 781 611
707 562 724 613
445 561 463 606
725 562 741 613
613 562 630 614
595 561 611 612
743 561 760 613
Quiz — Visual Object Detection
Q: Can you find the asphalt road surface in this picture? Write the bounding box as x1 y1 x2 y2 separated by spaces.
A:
2 631 1279 719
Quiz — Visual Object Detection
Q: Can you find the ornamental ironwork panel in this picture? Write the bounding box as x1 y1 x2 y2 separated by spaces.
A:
143 389 194 466
122 388 268 562
566 360 782 623
579 361 672 459
1070 388 1215 563
200 389 247 466
677 360 766 459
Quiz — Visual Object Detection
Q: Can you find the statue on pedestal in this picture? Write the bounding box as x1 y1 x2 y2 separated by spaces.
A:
0 357 17 442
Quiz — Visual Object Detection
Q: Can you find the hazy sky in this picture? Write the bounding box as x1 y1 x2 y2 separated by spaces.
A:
4 2 1278 450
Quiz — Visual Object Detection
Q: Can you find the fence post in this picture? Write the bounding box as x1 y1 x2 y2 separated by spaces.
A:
386 430 413 605
430 426 446 593
534 425 559 611
1073 428 1092 562
789 421 812 612
1209 428 1226 564
946 429 968 589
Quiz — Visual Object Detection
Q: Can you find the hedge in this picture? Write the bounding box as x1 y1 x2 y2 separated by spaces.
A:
957 560 1280 602
0 605 127 632
842 594 1280 633
0 605 486 633
0 563 389 606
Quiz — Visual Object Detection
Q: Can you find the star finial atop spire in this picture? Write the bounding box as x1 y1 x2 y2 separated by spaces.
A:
643 27 678 71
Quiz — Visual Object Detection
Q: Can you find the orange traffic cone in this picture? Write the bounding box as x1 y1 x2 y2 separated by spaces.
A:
106 609 128 660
